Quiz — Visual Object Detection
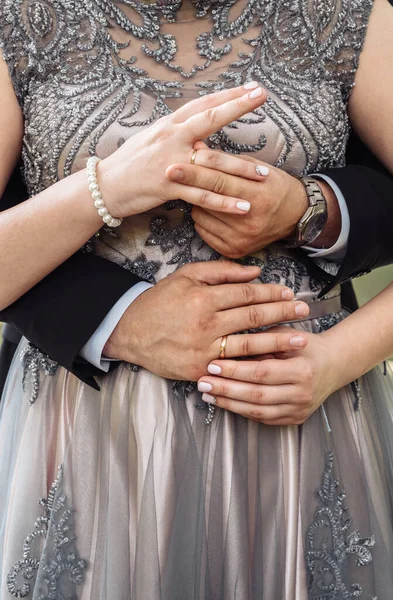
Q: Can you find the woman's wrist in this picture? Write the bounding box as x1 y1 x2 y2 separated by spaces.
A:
318 329 354 394
95 155 126 220
87 157 122 227
319 292 393 389
50 167 106 236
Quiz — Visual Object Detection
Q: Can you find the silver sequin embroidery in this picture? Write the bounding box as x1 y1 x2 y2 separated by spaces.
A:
0 0 374 192
306 452 376 600
20 343 58 406
0 1 374 412
6 466 87 599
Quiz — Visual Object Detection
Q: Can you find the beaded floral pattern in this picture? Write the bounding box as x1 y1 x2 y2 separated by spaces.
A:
6 466 87 599
0 5 380 597
20 343 58 405
306 453 376 600
0 0 373 297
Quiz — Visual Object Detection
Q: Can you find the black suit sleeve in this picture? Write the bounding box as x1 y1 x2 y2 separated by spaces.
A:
0 252 142 389
320 166 393 291
2 130 393 386
0 167 143 389
317 133 393 296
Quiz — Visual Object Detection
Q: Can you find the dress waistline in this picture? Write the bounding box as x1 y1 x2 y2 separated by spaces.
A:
285 294 342 324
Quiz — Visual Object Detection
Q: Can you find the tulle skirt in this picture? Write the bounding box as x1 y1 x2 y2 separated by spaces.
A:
1 317 393 600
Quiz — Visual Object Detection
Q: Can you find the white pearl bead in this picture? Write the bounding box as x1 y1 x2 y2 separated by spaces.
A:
92 190 102 200
94 199 104 208
89 182 99 192
88 175 97 184
103 213 112 224
98 207 108 217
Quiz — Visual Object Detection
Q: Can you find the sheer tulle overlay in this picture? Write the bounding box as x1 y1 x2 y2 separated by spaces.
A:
1 320 393 599
1 0 392 598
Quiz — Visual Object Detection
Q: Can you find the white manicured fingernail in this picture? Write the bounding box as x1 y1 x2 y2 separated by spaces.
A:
202 393 217 404
236 201 251 212
208 364 222 375
249 87 263 99
256 165 270 176
198 382 213 393
244 81 258 90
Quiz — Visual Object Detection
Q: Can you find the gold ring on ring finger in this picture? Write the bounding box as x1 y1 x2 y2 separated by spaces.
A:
219 335 228 359
190 149 198 165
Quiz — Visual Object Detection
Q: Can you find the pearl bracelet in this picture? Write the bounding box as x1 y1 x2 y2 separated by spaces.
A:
86 156 123 228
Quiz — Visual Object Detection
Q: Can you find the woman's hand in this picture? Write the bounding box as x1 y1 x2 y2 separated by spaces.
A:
104 262 310 382
166 143 341 257
99 84 268 219
197 328 341 426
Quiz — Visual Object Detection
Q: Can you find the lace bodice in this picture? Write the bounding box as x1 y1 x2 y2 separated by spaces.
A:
0 0 374 297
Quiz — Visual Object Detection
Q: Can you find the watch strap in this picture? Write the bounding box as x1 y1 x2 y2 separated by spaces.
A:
284 176 327 248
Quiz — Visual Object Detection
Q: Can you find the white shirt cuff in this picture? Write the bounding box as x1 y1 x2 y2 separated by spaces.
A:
79 281 153 372
302 174 350 262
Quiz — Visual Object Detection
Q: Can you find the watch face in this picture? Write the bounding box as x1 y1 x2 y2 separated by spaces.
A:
303 209 328 243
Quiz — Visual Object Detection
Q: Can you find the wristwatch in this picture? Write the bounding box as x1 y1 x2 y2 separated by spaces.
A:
284 176 328 248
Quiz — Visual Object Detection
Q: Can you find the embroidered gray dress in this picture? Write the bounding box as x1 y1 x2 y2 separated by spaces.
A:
1 1 393 598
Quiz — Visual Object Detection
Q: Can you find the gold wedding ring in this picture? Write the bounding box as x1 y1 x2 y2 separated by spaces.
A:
190 149 198 165
219 335 228 359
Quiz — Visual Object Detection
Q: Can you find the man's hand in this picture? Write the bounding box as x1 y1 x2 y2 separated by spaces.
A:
103 261 310 382
166 142 341 258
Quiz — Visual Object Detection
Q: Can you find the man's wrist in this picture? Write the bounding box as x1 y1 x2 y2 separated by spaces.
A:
308 179 341 249
80 281 153 370
282 177 309 239
102 286 150 365
102 308 138 362
284 176 341 248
